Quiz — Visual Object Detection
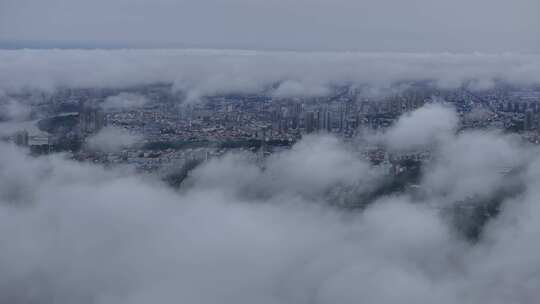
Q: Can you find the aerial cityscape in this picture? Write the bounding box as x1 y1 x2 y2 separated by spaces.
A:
4 81 540 180
1 0 540 303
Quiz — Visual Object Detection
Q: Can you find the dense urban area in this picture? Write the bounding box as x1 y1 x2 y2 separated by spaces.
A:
4 83 540 169
4 83 539 238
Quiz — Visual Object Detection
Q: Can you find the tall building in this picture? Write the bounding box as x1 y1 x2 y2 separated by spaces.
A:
79 107 105 135
525 109 535 131
318 108 332 132
324 110 332 132
305 112 315 133
315 110 321 131
288 103 302 129
338 102 346 132
13 130 29 147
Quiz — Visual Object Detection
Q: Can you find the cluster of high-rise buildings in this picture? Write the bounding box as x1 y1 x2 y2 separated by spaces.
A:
4 83 540 173
78 105 106 135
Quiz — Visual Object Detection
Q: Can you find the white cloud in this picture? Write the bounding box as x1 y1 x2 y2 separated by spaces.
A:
1 50 539 101
85 126 142 152
102 93 148 110
272 80 331 98
0 91 32 122
0 140 458 304
1 97 540 304
383 103 458 151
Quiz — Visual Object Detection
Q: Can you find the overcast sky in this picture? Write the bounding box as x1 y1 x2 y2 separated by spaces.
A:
1 0 539 52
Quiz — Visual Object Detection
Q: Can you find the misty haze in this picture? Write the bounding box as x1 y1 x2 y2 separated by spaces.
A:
1 0 540 303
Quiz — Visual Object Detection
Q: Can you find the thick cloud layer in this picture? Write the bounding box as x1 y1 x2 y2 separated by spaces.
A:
1 49 540 99
1 104 540 303
1 0 539 52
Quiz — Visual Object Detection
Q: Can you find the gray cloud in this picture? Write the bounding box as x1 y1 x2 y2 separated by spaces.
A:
1 0 539 52
188 135 382 200
1 50 540 100
382 103 458 151
85 126 142 152
422 130 530 203
1 104 540 303
0 96 32 122
101 93 149 110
